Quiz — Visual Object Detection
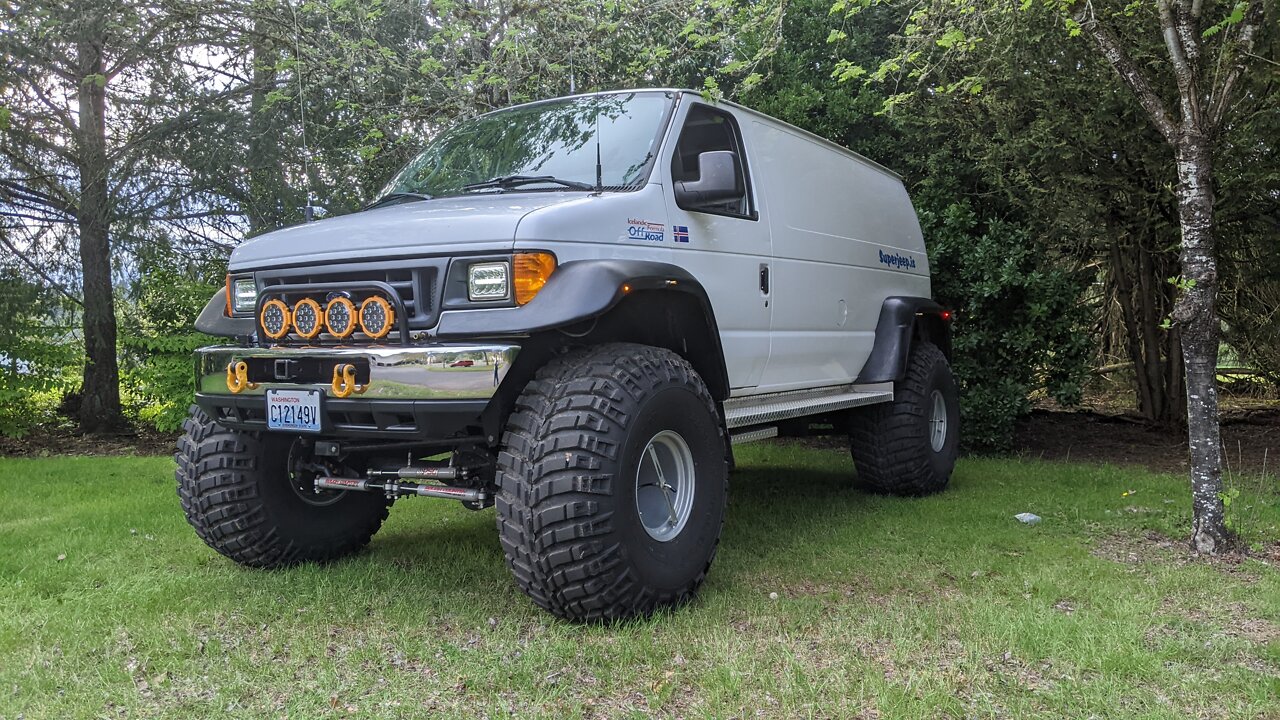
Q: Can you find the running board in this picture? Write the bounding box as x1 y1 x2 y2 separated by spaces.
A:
729 426 778 445
723 386 893 429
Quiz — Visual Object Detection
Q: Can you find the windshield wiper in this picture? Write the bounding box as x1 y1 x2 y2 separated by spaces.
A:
365 191 433 210
461 175 595 192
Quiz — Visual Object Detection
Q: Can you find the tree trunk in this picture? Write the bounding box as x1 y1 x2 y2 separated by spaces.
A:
74 10 125 433
1172 132 1229 553
1108 234 1185 425
1109 239 1157 416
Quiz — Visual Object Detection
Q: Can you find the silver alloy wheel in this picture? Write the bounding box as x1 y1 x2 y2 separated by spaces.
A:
635 430 696 542
928 389 948 452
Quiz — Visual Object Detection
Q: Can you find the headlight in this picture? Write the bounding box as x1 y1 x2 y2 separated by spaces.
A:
468 262 509 301
230 277 257 314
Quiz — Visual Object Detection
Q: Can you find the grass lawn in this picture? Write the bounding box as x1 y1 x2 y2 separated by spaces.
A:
1 442 1277 719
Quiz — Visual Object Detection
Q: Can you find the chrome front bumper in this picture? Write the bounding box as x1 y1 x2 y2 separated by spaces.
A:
195 343 520 400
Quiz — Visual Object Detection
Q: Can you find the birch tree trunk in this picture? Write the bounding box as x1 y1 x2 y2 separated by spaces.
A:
1076 0 1268 551
1173 133 1228 552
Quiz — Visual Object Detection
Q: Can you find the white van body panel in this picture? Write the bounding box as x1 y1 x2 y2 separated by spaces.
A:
513 90 932 396
514 179 774 390
746 116 930 391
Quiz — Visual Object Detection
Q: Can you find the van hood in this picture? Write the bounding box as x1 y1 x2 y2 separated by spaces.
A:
229 193 584 271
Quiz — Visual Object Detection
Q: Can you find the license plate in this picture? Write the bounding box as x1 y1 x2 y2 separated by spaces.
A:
266 388 322 433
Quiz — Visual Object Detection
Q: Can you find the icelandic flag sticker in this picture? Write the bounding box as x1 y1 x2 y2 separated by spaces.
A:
673 225 690 243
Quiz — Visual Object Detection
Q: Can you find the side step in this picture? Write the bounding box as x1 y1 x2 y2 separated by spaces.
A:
729 426 778 445
723 386 893 430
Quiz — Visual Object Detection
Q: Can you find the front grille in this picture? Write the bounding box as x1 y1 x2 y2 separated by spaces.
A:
256 258 447 344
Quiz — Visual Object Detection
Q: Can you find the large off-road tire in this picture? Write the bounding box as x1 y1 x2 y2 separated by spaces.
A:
495 343 729 622
849 340 959 495
175 405 390 568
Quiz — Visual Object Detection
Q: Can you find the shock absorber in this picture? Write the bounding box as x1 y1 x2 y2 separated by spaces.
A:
314 465 488 504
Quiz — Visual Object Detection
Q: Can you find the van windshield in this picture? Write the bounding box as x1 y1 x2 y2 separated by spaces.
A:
377 92 672 201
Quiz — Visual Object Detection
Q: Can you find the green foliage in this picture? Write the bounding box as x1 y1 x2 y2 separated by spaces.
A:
118 252 225 432
923 202 1091 453
0 269 82 437
742 0 1092 452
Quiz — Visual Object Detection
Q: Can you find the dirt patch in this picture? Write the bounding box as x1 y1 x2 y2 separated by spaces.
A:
1090 530 1279 581
762 408 1279 478
0 424 178 459
1014 408 1280 477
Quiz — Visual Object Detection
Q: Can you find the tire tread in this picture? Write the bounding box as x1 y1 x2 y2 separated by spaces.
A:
849 341 955 496
495 343 727 622
174 406 388 568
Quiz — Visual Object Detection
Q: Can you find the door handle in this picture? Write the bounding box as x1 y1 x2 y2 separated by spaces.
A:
759 264 770 295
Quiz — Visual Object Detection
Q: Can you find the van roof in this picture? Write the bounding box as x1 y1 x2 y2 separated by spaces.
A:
484 88 904 182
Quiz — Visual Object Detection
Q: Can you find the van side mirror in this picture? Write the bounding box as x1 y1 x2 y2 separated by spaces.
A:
675 150 742 206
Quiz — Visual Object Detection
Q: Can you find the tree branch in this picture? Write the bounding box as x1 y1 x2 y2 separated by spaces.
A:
1208 0 1266 131
1075 6 1178 143
0 228 83 306
0 179 80 218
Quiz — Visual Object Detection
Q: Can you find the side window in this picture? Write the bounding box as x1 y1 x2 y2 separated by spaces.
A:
670 105 754 219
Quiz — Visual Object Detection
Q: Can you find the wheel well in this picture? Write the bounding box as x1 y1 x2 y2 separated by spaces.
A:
915 313 952 362
481 289 730 442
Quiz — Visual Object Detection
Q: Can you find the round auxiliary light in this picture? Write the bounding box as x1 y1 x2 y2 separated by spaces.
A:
292 298 323 340
260 299 292 340
359 296 395 340
325 296 357 339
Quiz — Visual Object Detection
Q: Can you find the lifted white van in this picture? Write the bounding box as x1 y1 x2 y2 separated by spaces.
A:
180 89 958 621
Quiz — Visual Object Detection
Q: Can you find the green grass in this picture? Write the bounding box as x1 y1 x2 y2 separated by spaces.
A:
2 443 1278 719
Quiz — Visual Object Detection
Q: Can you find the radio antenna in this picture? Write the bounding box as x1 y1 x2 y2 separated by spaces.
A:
289 0 318 221
594 104 603 194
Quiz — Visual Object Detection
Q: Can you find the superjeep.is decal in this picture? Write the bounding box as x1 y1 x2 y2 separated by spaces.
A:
626 218 665 242
878 249 917 270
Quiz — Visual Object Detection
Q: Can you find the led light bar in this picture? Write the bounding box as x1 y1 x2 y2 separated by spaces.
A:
260 299 292 340
325 296 357 339
359 296 395 340
292 298 323 339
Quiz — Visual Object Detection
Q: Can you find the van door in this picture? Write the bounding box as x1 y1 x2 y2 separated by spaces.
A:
660 100 772 390
751 121 883 391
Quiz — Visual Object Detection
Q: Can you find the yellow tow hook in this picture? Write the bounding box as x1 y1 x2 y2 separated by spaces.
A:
330 363 367 398
225 361 258 394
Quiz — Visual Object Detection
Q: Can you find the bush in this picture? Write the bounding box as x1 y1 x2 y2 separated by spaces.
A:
923 201 1091 453
0 269 83 438
119 255 225 432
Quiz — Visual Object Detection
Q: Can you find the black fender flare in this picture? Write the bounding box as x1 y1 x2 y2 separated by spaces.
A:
854 296 953 384
194 287 254 338
436 259 715 337
438 259 730 398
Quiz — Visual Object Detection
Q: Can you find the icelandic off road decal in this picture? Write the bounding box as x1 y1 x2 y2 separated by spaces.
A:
672 225 690 243
627 218 665 242
878 249 917 270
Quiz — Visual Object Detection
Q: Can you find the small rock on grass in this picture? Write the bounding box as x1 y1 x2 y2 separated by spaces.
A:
1014 513 1041 525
